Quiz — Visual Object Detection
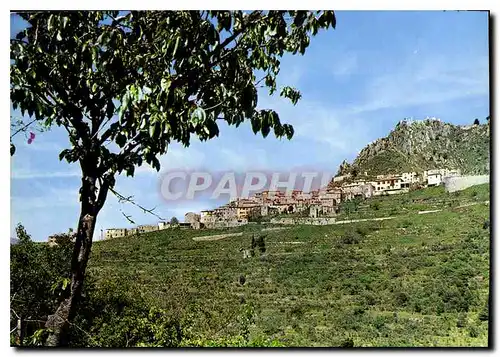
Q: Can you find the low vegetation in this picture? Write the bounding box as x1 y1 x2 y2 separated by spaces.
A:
11 184 490 347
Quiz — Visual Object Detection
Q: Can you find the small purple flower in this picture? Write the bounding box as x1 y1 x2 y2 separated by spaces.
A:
27 132 35 144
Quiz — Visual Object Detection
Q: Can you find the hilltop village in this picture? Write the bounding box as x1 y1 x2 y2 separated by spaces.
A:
103 167 461 239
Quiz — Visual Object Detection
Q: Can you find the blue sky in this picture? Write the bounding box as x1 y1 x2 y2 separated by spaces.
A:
10 11 490 241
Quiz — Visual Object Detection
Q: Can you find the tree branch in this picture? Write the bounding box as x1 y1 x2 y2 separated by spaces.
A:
110 187 165 221
10 118 37 139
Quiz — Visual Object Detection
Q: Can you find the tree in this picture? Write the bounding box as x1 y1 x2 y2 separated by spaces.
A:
256 234 266 255
10 10 336 346
10 225 73 346
473 118 480 125
250 235 257 257
169 217 179 225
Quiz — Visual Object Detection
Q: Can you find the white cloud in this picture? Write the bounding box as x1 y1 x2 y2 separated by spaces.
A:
11 186 80 211
11 169 80 180
257 93 370 156
217 147 270 171
349 54 489 114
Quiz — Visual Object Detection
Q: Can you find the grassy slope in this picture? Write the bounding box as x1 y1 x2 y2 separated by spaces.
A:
89 184 490 347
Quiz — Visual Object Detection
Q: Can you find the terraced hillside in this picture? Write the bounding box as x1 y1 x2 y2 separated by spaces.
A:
89 184 490 347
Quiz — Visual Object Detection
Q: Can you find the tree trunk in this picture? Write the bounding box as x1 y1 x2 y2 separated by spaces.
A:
45 172 106 347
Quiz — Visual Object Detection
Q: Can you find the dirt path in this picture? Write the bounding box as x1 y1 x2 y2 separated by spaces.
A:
192 232 243 241
454 200 489 209
262 227 289 232
418 209 442 215
334 216 395 225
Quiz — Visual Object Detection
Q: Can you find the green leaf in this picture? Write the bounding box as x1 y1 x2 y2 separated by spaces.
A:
192 107 206 123
59 149 70 161
149 122 157 138
48 15 54 32
118 93 130 121
251 116 260 134
161 78 171 92
261 115 270 138
56 31 62 41
62 278 69 290
172 37 180 57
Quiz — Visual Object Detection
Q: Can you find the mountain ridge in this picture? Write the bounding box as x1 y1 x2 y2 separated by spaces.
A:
335 118 490 178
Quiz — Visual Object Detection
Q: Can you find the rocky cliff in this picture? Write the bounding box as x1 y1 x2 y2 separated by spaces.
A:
336 118 490 177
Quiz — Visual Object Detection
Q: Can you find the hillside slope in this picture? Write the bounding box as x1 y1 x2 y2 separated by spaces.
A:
336 119 490 177
89 184 490 347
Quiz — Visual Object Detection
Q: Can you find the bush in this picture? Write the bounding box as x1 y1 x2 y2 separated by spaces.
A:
394 292 409 307
399 220 413 228
456 312 467 328
370 202 380 211
239 275 246 286
340 338 354 347
69 277 185 347
10 224 73 346
478 303 489 321
255 234 266 255
341 230 363 244
468 324 480 338
11 224 185 347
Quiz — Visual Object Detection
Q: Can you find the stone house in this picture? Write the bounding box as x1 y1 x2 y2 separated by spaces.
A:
425 169 443 187
401 172 419 184
105 228 128 240
128 228 139 236
137 224 158 234
372 176 405 195
341 182 374 200
185 212 201 223
158 221 170 230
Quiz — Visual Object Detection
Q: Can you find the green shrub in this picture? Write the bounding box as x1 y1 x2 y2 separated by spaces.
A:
355 226 369 238
394 292 409 307
239 275 246 286
340 338 354 347
478 303 489 321
341 230 363 244
468 324 480 338
399 220 413 228
457 312 467 328
255 234 267 255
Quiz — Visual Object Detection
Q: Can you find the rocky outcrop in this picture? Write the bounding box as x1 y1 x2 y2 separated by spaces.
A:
335 118 490 177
